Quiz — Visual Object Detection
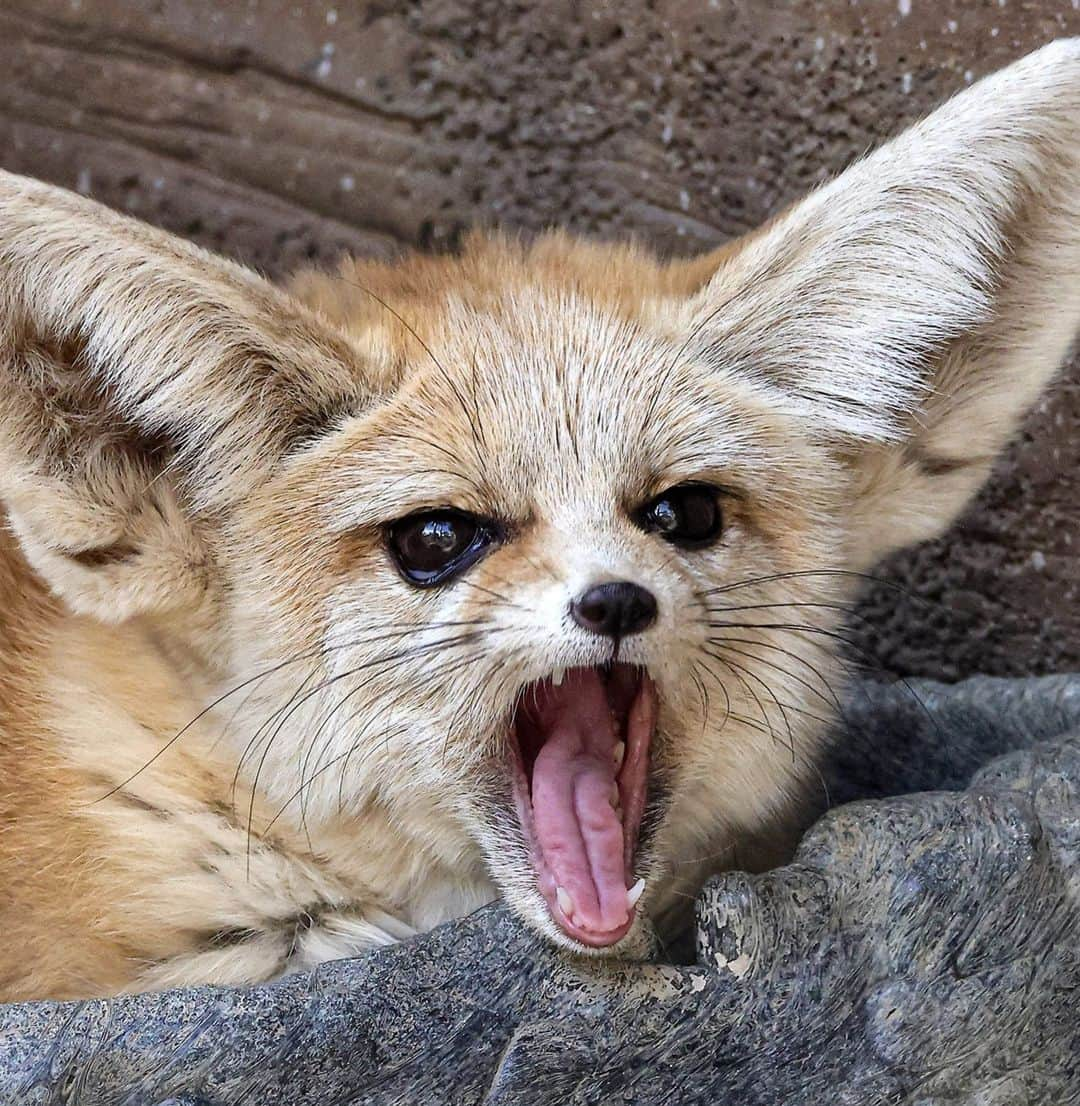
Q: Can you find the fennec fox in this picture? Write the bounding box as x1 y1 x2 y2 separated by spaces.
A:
1 41 1078 1001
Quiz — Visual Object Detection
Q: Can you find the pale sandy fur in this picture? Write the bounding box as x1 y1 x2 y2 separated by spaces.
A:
1 41 1079 1000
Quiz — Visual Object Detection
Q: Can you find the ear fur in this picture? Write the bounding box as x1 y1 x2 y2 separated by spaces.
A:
0 171 371 620
682 39 1080 567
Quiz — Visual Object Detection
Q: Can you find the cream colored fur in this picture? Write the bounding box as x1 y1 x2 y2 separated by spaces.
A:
1 41 1078 1000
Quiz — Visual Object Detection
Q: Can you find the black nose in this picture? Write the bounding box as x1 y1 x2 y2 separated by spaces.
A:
571 581 658 639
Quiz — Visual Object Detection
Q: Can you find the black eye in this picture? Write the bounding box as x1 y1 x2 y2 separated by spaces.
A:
387 510 496 587
637 484 723 548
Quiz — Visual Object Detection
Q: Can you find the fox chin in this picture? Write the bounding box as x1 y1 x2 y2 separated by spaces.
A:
1 41 1079 1001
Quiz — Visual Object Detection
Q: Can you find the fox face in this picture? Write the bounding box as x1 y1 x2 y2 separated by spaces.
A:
1 40 1078 991
229 278 849 949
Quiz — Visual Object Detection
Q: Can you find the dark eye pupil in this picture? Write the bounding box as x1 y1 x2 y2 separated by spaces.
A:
388 510 492 587
640 484 722 548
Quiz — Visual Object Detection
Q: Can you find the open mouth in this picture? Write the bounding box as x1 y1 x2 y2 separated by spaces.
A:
509 662 658 948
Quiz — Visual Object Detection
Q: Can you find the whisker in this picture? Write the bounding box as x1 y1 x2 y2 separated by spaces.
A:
244 629 499 870
662 888 702 903
708 646 837 730
672 843 739 868
520 552 561 585
335 698 397 815
687 665 711 738
696 651 836 812
454 577 530 612
709 620 942 742
278 647 491 834
692 656 733 735
377 430 484 489
437 664 488 767
699 649 782 752
701 568 933 607
339 278 490 482
232 663 323 813
700 598 873 628
704 619 868 655
703 649 795 760
706 636 846 719
247 628 495 778
478 570 536 607
264 719 410 839
722 653 799 761
240 627 486 793
86 619 496 805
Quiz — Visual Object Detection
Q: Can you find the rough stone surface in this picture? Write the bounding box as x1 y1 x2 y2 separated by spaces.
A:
0 1 1076 680
1 674 1078 1105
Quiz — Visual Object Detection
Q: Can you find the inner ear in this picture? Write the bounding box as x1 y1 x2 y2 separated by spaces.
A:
2 322 209 623
20 326 174 464
68 541 142 569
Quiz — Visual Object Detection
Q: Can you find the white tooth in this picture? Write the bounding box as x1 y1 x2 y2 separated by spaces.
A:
626 878 646 908
556 886 575 917
613 741 626 770
552 667 566 687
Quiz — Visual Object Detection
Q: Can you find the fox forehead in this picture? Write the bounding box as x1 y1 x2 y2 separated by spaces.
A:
294 249 816 531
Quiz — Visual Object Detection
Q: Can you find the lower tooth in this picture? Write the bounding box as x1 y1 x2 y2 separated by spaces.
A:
552 667 566 687
613 741 626 770
556 886 575 917
626 878 646 907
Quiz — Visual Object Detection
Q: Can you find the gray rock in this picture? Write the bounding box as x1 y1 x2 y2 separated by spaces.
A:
1 675 1078 1105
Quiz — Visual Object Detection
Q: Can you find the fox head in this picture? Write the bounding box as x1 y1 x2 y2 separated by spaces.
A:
1 41 1078 954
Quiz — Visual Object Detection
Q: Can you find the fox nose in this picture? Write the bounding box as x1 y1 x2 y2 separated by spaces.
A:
571 581 658 639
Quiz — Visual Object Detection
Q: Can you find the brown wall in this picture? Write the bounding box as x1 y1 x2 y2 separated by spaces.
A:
0 0 1077 679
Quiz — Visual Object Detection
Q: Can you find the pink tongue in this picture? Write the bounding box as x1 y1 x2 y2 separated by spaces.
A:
529 670 629 935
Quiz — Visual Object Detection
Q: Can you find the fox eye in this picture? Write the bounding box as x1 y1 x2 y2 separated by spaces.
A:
637 484 723 549
387 510 496 587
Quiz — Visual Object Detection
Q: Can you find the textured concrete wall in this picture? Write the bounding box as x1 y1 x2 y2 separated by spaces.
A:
0 0 1076 679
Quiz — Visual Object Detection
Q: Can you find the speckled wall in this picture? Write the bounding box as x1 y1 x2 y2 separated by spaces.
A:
0 0 1076 679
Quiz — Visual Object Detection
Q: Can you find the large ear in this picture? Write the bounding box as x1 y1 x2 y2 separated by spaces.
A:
681 39 1080 568
0 171 369 621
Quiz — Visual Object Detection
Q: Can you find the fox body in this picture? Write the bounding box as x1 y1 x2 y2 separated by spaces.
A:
1 42 1079 1001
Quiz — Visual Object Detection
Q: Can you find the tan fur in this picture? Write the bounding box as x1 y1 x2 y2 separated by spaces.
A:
1 41 1079 1000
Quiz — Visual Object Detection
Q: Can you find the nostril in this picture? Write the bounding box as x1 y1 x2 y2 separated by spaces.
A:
571 581 658 639
577 598 609 626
